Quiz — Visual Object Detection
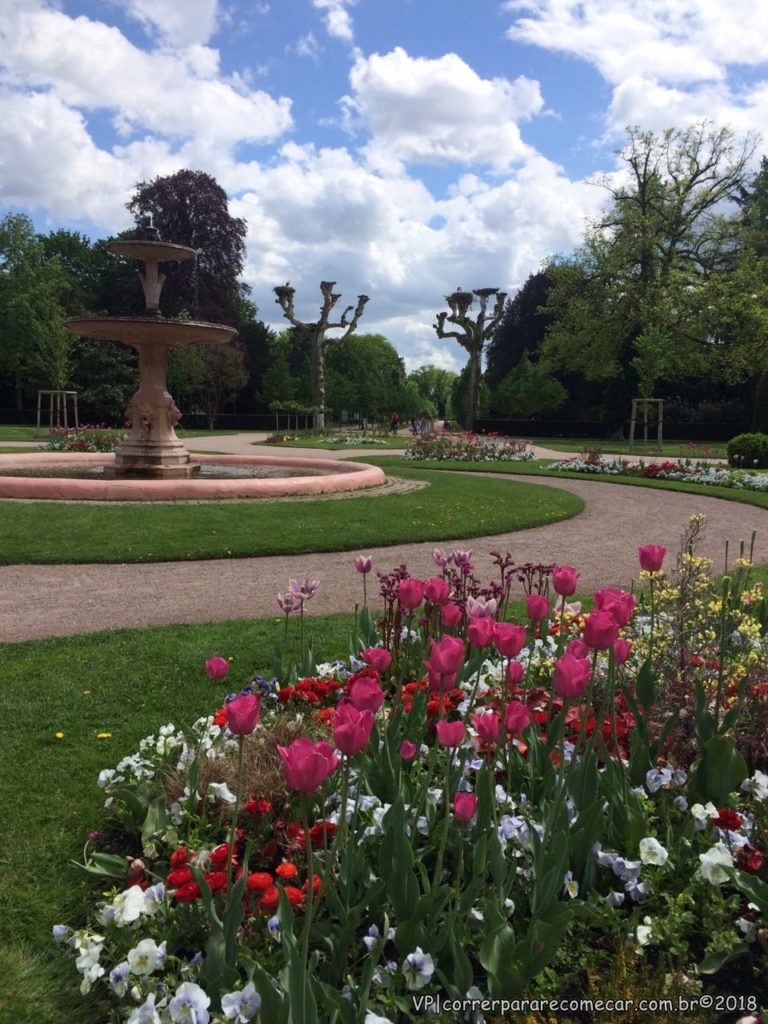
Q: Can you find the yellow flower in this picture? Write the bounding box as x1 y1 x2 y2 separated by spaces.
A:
55 731 64 739
96 732 112 739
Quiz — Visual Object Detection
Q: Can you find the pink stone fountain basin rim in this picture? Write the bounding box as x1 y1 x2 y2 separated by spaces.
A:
0 453 386 501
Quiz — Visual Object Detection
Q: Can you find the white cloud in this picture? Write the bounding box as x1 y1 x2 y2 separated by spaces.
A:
342 48 544 172
126 0 221 47
312 0 357 42
293 32 321 60
0 5 293 146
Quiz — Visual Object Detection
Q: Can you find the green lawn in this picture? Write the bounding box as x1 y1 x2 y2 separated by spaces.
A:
0 467 583 564
261 433 409 450
520 436 727 457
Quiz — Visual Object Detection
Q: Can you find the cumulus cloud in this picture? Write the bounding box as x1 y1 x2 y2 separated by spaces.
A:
312 0 357 42
342 48 543 172
126 0 221 47
0 5 293 146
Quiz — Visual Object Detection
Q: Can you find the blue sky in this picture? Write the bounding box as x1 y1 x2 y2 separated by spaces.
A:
1 0 767 370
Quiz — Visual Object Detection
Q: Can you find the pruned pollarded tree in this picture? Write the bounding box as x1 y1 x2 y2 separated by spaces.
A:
433 287 506 430
273 281 369 428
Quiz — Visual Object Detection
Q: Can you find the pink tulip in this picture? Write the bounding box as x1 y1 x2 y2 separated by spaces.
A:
436 719 466 748
566 638 589 659
506 661 524 689
432 547 449 569
399 740 419 761
354 555 373 574
424 635 464 675
277 737 339 793
333 702 374 757
583 610 621 650
466 595 497 619
526 594 550 622
473 711 500 744
594 588 636 626
553 653 591 698
453 792 477 822
440 603 462 628
552 565 581 597
424 577 451 605
361 647 392 674
204 656 229 681
637 545 667 573
613 638 632 664
452 549 473 573
348 676 386 713
425 667 458 693
467 616 495 648
494 622 526 657
289 577 320 603
277 592 299 615
504 700 532 733
398 578 426 609
225 693 262 735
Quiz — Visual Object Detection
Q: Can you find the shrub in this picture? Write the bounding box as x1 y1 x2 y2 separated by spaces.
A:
727 432 768 469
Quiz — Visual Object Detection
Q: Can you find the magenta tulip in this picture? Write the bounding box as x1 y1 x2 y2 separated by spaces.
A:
526 594 550 622
506 660 524 689
473 711 500 744
398 578 426 609
504 700 532 733
354 555 373 574
333 702 374 757
594 587 636 626
436 719 466 748
494 622 526 657
204 656 229 681
467 616 495 648
399 739 419 761
583 610 621 650
424 577 451 605
453 792 477 822
552 565 581 597
440 603 462 628
425 667 458 692
225 693 262 735
361 647 392 674
566 638 589 659
424 635 465 675
613 638 632 664
553 653 591 698
637 545 667 573
348 675 386 713
277 737 339 793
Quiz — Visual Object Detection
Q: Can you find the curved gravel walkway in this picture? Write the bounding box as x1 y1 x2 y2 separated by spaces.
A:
2 459 767 642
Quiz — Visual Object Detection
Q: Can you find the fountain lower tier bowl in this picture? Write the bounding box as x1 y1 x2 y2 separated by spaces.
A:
65 316 235 346
0 453 386 501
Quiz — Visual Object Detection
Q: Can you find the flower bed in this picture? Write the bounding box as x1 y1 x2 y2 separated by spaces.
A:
44 424 126 453
403 433 534 463
547 450 768 494
55 529 768 1023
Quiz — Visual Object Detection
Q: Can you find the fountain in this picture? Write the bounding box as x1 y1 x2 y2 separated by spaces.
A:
0 233 386 501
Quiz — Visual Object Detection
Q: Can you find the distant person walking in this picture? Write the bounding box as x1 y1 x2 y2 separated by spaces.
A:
390 412 399 434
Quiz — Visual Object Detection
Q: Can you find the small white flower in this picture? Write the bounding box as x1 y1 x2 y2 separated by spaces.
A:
111 884 146 925
364 1013 395 1024
741 770 768 801
699 842 734 884
169 981 210 1024
127 993 160 1024
636 916 653 947
127 938 166 977
221 982 261 1022
402 947 435 990
639 837 669 866
563 871 579 898
208 782 237 803
690 802 718 830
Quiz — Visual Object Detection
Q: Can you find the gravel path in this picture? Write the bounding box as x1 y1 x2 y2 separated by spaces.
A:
2 449 766 642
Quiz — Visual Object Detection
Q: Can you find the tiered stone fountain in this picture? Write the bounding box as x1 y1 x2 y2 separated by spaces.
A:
0 235 385 501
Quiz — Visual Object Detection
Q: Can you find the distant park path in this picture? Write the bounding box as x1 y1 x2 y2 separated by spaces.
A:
1 434 766 642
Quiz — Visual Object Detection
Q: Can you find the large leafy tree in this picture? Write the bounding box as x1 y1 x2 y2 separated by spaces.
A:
485 271 555 390
542 123 757 406
325 333 405 423
406 365 456 419
127 169 247 325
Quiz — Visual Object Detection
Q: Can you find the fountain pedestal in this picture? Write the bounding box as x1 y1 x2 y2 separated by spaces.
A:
66 239 237 478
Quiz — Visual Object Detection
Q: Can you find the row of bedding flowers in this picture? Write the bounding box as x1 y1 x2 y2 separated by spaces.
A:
547 449 768 493
402 433 534 463
55 525 768 1023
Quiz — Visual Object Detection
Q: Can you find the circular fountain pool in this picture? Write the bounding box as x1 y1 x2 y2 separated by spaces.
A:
0 453 386 501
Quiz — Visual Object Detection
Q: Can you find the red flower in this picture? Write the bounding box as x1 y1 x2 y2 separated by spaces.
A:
258 886 281 914
736 844 765 873
284 885 304 906
245 797 272 819
276 862 299 880
209 844 235 870
204 870 228 893
712 808 742 832
169 846 192 868
309 821 336 848
302 873 322 896
174 881 202 903
167 867 194 888
247 871 274 892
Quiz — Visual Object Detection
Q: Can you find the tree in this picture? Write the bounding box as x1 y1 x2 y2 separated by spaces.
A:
325 333 406 424
489 352 567 418
407 365 456 419
485 271 555 391
542 123 757 404
126 170 247 325
273 281 369 429
434 287 506 430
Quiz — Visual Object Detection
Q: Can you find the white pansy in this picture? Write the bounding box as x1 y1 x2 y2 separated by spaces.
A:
699 842 734 884
221 982 261 1022
636 916 653 947
639 837 669 866
402 947 435 990
741 770 768 801
690 802 718 830
127 938 166 976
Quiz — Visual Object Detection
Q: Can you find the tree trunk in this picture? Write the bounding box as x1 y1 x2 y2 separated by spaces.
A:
466 345 482 431
311 330 326 429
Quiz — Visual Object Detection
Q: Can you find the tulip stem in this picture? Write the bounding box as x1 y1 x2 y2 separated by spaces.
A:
226 735 245 895
299 798 315 1022
432 751 452 891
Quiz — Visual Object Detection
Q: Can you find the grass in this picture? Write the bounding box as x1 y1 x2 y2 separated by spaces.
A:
0 467 583 565
0 614 352 1024
0 426 241 442
520 436 727 457
261 433 409 450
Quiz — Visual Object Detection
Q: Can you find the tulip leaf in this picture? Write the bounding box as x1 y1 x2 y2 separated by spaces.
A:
698 943 750 974
73 851 132 879
726 868 768 916
246 958 288 1023
688 736 748 806
635 657 655 709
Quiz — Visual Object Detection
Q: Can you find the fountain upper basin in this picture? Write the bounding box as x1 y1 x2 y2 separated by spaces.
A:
66 316 235 346
0 453 386 501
